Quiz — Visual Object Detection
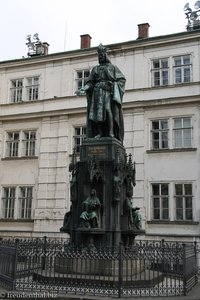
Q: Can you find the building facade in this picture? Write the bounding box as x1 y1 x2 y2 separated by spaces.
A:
0 24 200 243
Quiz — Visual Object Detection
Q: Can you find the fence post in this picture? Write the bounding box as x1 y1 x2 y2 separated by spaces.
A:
182 243 187 296
42 236 47 270
12 239 19 290
118 242 123 298
194 241 198 284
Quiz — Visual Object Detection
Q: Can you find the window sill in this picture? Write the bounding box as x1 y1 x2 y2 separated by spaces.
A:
151 82 192 89
0 219 34 223
147 148 197 154
2 156 38 161
147 220 199 225
9 99 39 104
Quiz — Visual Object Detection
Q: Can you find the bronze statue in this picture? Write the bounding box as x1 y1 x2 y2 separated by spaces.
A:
60 206 72 233
78 44 126 142
124 192 142 230
80 189 101 228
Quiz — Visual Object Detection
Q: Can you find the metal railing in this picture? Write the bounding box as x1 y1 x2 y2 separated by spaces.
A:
0 237 198 298
196 242 200 275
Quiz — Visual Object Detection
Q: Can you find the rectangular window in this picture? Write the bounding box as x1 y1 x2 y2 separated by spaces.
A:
10 79 23 103
175 183 193 220
6 132 20 157
18 187 33 219
174 55 191 84
2 187 15 219
151 119 169 149
26 77 39 100
22 131 36 156
5 130 37 158
10 77 40 103
73 126 86 153
152 183 169 220
152 58 169 86
173 117 192 148
76 70 90 90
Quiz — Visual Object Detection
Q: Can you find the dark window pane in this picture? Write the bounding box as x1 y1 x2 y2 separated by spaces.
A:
153 197 160 208
183 56 190 65
75 128 80 135
162 198 168 208
184 68 190 82
161 184 168 195
84 71 90 77
161 60 168 68
152 185 159 196
176 209 183 220
161 132 168 148
176 197 183 208
162 139 168 148
153 60 160 68
152 121 159 130
175 184 182 195
161 120 168 129
185 184 192 195
175 69 181 83
185 197 192 208
162 209 169 219
154 72 160 86
186 209 193 220
174 57 181 66
153 209 160 219
162 70 168 85
152 132 159 140
152 140 159 149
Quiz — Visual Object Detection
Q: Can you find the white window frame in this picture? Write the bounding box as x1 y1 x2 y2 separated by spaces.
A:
18 186 33 219
22 130 36 157
5 130 37 158
1 186 33 220
151 183 169 220
151 58 169 86
2 187 16 219
10 79 23 103
174 183 193 221
10 76 40 103
6 131 20 157
173 117 192 148
26 77 39 101
149 116 194 150
73 126 86 154
173 55 191 84
76 70 90 90
151 119 169 149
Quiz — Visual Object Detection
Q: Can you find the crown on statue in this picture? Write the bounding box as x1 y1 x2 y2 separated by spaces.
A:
97 43 107 54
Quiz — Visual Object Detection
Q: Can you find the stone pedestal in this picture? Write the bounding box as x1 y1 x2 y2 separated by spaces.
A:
66 137 144 249
69 138 128 247
54 257 145 276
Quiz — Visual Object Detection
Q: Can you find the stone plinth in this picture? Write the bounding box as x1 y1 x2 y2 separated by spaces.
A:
80 137 126 162
54 257 145 276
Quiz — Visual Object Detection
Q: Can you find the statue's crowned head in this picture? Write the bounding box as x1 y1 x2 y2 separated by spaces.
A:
97 43 111 63
97 43 107 55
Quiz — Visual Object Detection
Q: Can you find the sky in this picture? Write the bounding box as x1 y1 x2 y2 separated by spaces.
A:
0 0 196 61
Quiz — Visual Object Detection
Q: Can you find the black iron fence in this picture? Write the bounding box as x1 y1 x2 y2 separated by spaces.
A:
196 242 200 275
0 237 198 298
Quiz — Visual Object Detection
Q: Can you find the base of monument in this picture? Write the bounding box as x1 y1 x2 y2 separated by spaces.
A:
54 257 144 276
33 269 164 288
